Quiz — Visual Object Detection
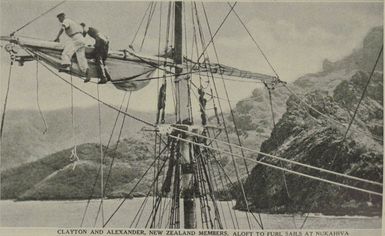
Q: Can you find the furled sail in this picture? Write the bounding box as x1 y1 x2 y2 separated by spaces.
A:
1 36 156 91
1 36 279 91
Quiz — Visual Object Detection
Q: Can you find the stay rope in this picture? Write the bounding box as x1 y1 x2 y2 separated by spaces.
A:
35 57 48 134
200 2 262 229
226 2 279 78
130 2 152 48
140 2 157 52
93 91 133 225
80 91 130 227
343 45 383 139
169 135 382 196
190 4 239 229
69 66 80 167
171 126 383 187
10 0 67 36
266 85 300 229
0 58 14 141
96 84 105 226
283 83 383 142
103 145 170 227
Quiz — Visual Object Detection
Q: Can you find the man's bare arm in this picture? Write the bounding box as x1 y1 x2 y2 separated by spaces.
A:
54 28 64 42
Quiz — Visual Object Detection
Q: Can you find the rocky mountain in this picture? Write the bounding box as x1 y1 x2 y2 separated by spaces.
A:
231 26 383 216
1 105 154 170
231 26 383 138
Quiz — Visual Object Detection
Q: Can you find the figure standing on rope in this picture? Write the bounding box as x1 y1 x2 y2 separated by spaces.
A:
80 23 111 84
54 13 90 81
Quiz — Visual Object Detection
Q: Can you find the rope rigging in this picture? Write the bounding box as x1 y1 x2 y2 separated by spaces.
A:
80 91 133 227
140 2 157 52
200 2 263 229
96 84 105 226
103 144 170 227
93 91 133 226
35 57 48 134
10 0 66 36
191 5 240 228
168 134 382 196
68 65 80 167
265 84 301 229
129 2 153 49
0 57 14 141
343 45 383 140
170 126 383 187
283 83 383 142
189 7 240 225
226 2 279 78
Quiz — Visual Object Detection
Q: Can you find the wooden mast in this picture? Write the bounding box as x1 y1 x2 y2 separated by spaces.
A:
174 1 196 229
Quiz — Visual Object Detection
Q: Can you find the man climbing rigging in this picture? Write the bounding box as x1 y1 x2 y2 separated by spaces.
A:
80 23 111 84
54 13 90 81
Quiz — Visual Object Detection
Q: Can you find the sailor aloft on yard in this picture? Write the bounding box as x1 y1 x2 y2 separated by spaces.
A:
80 22 111 84
54 12 90 82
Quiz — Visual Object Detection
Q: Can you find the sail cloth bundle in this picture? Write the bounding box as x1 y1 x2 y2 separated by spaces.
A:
1 36 157 91
1 35 281 92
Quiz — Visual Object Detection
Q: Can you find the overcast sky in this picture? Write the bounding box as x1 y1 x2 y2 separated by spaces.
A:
0 1 383 114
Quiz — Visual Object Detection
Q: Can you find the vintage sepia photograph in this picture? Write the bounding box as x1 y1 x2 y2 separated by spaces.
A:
0 0 383 235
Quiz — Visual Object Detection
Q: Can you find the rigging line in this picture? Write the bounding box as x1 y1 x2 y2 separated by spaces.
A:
343 45 383 139
131 192 151 227
266 86 296 228
80 91 129 227
191 18 241 228
140 2 157 52
225 2 279 78
10 0 66 36
199 3 262 229
169 135 383 196
103 144 169 227
35 57 48 134
96 84 105 226
206 129 237 229
200 1 250 176
24 51 156 127
93 91 133 225
206 146 273 229
266 87 291 198
130 2 152 47
171 126 383 187
183 1 190 72
156 2 162 108
186 2 238 76
69 65 80 166
0 59 14 141
299 213 310 229
199 146 224 229
283 84 383 142
208 153 229 229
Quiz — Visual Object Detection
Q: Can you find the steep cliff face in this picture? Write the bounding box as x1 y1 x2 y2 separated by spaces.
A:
241 71 383 215
226 27 383 216
231 26 383 140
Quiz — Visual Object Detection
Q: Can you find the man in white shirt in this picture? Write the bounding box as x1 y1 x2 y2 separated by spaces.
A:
54 13 90 81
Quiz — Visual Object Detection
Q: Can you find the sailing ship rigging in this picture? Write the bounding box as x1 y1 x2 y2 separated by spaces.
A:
0 1 382 230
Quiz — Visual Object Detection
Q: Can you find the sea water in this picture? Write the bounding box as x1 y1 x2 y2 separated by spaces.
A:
0 199 381 229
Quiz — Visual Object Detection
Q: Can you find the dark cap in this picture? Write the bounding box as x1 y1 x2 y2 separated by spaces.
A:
80 22 85 27
56 12 65 18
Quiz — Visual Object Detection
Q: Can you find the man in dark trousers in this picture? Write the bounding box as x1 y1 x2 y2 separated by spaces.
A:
80 23 111 84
